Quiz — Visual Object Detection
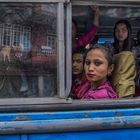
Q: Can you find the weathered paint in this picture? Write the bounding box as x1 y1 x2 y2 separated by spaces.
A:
0 135 19 140
0 108 140 134
0 108 140 121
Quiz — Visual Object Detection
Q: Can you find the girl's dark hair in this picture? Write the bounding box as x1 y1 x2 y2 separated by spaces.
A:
84 45 114 66
72 18 78 29
73 47 88 66
73 47 87 56
113 19 132 54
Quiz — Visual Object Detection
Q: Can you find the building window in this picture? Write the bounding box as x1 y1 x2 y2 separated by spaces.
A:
0 23 31 50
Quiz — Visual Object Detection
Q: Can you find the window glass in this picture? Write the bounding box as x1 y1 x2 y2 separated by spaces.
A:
0 3 57 98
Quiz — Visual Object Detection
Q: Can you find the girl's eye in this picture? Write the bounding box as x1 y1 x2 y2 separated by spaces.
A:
94 60 102 66
85 60 90 65
122 29 127 33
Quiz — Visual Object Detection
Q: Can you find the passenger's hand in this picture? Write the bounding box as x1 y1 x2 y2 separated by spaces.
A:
90 5 100 16
90 5 100 26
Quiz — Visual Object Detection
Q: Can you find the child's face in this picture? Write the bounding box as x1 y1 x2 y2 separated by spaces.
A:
84 49 113 84
115 23 128 42
72 53 84 75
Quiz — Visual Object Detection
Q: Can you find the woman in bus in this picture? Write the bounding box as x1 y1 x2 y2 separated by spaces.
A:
72 6 100 52
74 46 117 100
111 19 136 98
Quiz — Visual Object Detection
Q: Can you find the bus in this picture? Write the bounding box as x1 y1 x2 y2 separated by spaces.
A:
0 0 140 139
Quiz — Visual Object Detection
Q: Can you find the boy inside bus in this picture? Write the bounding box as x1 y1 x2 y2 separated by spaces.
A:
71 47 87 99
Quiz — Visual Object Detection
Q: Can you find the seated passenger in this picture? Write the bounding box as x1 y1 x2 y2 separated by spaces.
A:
74 45 117 100
72 6 100 52
71 47 87 99
112 19 136 98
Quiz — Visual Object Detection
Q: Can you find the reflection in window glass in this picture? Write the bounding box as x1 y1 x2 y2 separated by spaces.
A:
0 3 57 98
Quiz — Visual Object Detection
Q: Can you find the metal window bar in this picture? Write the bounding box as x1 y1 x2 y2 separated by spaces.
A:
71 0 140 7
57 2 65 98
65 2 72 97
0 0 70 3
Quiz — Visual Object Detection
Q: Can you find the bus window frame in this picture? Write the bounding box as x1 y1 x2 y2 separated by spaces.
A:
68 0 140 110
71 0 140 7
0 0 73 106
0 0 140 111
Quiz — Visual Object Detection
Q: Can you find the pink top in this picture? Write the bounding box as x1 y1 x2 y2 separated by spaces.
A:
73 24 98 51
75 81 118 100
71 74 87 99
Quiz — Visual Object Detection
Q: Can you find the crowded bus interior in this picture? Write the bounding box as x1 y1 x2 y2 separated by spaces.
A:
0 1 139 107
71 4 140 100
1 1 140 138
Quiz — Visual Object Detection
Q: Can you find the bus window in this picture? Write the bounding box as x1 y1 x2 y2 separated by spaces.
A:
0 3 57 98
0 2 69 102
72 3 140 99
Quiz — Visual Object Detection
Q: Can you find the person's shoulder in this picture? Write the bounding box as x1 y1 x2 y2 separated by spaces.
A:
97 81 112 91
119 51 133 55
114 51 134 59
103 81 118 98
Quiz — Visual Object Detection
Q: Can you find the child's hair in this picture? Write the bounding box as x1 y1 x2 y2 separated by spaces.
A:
72 18 78 29
113 19 132 53
84 45 114 66
72 47 87 57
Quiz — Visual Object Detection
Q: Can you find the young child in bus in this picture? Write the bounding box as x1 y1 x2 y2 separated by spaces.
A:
111 19 136 98
74 46 117 100
72 6 100 52
71 47 87 98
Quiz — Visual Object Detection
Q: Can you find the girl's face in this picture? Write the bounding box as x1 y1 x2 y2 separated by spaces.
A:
72 53 84 75
115 23 128 42
84 49 113 86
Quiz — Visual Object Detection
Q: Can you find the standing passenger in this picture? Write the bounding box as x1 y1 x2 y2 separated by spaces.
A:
112 19 136 98
72 6 100 51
